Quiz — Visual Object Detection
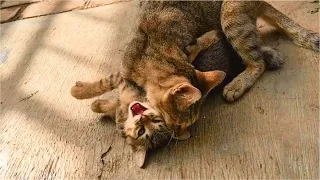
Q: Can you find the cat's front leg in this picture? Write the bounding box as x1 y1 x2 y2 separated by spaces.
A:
71 81 104 99
71 72 122 99
186 30 219 63
91 99 118 118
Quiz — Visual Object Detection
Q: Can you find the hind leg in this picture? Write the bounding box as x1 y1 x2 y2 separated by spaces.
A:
221 2 266 101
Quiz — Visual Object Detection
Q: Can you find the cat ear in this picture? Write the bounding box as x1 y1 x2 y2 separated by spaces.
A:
195 70 226 96
170 83 201 111
174 131 191 140
133 147 147 168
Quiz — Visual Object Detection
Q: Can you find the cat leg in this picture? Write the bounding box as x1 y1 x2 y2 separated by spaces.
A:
221 2 267 101
91 99 118 118
71 72 122 99
186 30 219 63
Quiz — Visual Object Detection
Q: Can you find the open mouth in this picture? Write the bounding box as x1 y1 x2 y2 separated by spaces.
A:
130 102 147 116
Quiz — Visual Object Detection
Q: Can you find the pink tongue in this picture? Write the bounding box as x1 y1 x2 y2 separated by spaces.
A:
131 103 146 115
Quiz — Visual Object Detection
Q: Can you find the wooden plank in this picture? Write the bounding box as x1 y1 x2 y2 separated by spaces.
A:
0 1 318 179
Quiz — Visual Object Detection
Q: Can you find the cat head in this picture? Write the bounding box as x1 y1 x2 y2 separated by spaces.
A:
155 70 226 139
120 101 171 168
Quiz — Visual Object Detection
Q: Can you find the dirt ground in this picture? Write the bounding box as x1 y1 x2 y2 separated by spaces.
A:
0 1 319 179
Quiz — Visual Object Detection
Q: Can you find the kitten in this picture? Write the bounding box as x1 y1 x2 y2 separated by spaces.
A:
71 31 221 167
71 73 171 167
121 1 319 137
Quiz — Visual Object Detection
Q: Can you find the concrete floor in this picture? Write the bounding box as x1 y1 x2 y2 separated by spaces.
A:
0 1 319 179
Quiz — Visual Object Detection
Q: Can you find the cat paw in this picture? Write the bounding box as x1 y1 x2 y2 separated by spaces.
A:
70 81 90 99
91 99 117 115
223 78 248 102
91 99 104 113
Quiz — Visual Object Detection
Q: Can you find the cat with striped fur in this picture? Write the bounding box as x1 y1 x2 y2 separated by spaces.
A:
71 73 172 167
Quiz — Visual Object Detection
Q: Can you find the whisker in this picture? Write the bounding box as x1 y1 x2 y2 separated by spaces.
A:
165 130 175 148
174 131 179 147
161 126 173 136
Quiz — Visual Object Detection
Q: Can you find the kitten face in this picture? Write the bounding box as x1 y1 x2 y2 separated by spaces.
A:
124 101 171 167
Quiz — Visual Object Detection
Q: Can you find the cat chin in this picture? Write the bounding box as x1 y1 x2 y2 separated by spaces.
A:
174 130 191 140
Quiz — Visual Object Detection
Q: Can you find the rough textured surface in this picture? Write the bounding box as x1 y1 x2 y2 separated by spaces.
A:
0 0 129 23
0 1 319 179
1 0 39 9
0 6 21 23
20 1 85 18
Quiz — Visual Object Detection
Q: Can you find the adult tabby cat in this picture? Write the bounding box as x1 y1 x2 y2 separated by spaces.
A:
121 1 319 137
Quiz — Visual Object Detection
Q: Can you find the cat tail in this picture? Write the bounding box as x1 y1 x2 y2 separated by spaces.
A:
261 2 319 51
71 72 123 99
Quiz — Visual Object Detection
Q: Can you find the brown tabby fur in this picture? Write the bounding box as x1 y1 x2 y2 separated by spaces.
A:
121 1 319 136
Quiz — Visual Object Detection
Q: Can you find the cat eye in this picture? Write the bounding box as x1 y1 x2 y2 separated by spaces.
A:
151 118 162 123
138 126 145 136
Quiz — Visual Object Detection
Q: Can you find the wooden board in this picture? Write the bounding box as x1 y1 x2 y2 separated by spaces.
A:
0 1 319 179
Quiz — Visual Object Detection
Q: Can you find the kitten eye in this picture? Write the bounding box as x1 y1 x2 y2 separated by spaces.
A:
138 126 145 136
151 118 162 123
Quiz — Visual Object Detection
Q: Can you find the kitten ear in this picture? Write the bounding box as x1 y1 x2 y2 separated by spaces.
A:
175 131 191 140
133 147 147 168
195 70 226 96
170 83 201 111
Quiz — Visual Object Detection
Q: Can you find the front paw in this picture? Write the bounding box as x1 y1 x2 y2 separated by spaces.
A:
223 78 249 102
91 99 105 113
70 81 91 99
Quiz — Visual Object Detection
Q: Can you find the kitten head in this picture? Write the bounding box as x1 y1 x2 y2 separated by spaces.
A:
159 70 226 139
121 101 171 167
